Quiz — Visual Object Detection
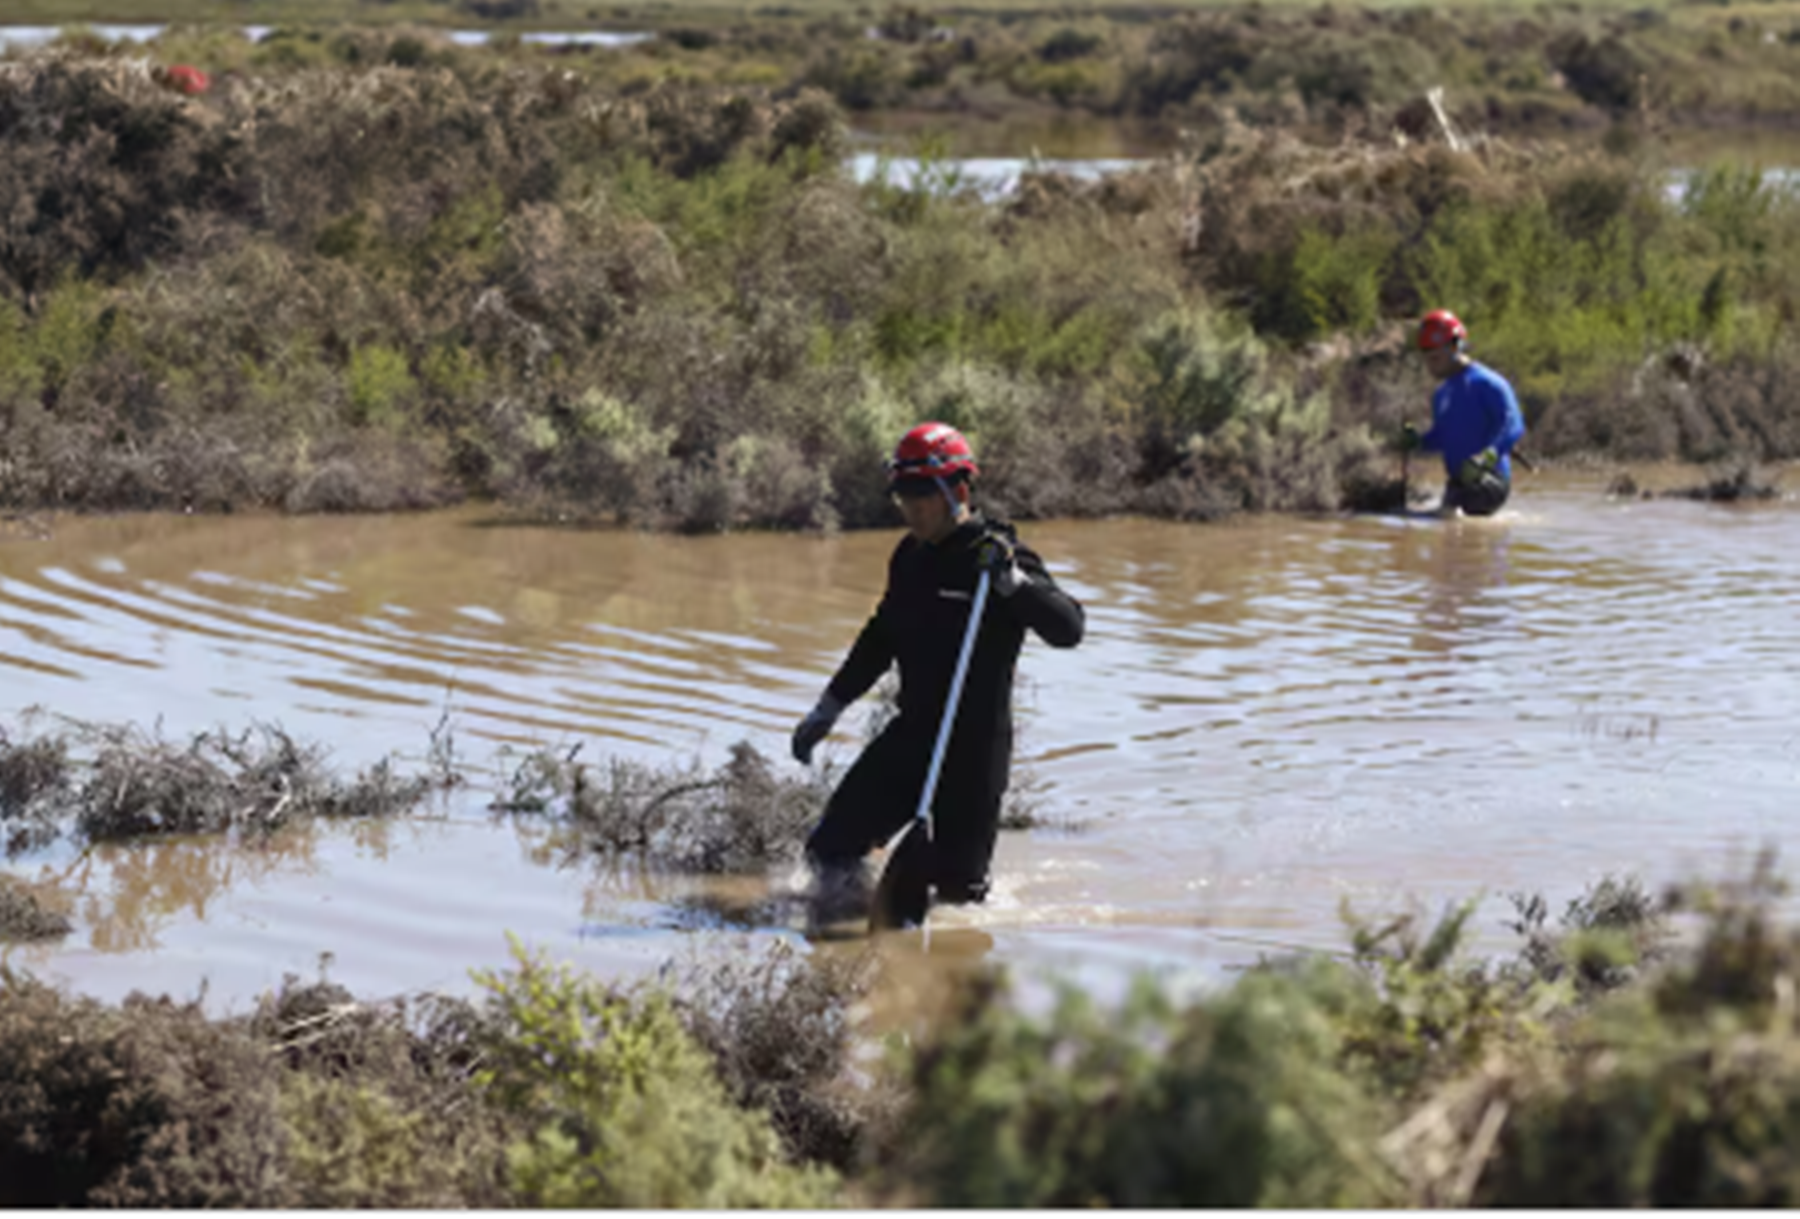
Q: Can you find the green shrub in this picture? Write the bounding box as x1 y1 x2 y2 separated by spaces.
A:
1133 307 1325 482
252 973 513 1206
1336 899 1551 1097
1547 32 1642 110
345 344 416 429
1479 1014 1800 1206
1039 27 1104 64
1252 221 1397 342
472 940 838 1208
1462 858 1800 1206
279 1075 438 1207
885 966 1398 1207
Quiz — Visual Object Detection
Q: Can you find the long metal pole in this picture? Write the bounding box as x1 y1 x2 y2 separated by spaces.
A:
885 564 992 945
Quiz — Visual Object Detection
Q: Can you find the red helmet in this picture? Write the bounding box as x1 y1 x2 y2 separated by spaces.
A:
162 64 211 96
1418 309 1467 351
888 422 978 485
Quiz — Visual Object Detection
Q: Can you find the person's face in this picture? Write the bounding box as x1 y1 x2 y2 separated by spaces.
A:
1422 342 1463 380
893 480 963 543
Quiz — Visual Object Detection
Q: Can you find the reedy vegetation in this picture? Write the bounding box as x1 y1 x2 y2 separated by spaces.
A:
0 26 1796 529
43 3 1800 138
9 842 1800 1205
4 717 1800 1205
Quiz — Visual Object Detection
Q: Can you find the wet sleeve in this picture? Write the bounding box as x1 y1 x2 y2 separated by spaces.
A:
1003 544 1085 649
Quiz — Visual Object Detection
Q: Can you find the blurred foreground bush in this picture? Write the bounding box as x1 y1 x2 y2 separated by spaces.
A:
10 852 1800 1205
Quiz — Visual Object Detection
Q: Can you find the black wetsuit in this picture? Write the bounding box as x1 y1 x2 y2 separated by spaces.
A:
804 514 1085 902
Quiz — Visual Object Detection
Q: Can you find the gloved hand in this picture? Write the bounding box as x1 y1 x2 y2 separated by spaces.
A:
1457 446 1500 486
973 531 1027 597
791 692 846 765
1396 422 1422 453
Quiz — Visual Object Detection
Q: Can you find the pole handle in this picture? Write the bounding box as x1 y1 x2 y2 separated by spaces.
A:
906 564 991 839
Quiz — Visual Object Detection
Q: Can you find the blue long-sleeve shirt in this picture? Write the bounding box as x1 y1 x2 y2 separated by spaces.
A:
1419 361 1527 480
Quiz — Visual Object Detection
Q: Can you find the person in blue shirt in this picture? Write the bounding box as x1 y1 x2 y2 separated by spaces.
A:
1400 309 1527 517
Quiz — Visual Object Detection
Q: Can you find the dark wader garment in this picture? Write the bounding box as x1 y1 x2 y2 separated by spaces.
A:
805 514 1084 906
1442 469 1511 517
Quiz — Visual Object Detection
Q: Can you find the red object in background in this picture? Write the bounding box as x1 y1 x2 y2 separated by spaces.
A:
165 64 210 95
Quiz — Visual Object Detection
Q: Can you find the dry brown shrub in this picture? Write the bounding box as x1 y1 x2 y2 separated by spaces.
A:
494 740 826 873
671 940 882 1170
0 973 289 1206
772 178 891 311
249 975 513 1206
1180 126 1566 315
281 432 461 513
1530 344 1800 466
0 720 441 853
0 874 72 941
0 725 70 855
494 204 619 348
0 55 254 296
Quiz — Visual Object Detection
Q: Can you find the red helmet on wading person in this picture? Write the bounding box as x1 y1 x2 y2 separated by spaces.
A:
1418 309 1468 352
887 422 979 486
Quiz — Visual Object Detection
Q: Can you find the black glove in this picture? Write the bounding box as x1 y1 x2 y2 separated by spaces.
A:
1457 447 1500 486
973 531 1026 597
791 693 845 765
1396 422 1422 454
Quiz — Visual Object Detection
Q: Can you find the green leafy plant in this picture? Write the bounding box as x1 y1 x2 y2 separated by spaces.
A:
471 938 838 1208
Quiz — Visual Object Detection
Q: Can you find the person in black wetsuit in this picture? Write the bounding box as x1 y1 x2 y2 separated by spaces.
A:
789 422 1085 929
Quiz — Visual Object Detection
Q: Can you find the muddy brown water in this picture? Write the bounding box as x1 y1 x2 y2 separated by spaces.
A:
1 467 1796 1010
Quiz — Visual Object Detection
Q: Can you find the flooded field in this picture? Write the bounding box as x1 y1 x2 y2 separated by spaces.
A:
1 467 1796 1010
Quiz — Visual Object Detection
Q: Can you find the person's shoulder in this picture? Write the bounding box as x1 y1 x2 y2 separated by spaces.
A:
1469 362 1517 394
889 533 920 566
973 513 1032 554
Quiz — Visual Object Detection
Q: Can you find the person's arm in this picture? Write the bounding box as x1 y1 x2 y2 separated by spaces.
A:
996 542 1085 649
793 554 899 764
1491 378 1526 455
825 597 896 705
1473 380 1504 452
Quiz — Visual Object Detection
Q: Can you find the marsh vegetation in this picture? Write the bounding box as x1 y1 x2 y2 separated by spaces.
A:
4 7 1796 1204
10 779 1800 1208
1 11 1796 528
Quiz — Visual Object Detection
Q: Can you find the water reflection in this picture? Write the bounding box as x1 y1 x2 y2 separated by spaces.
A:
6 820 360 957
1404 518 1519 644
846 151 1146 201
852 111 1175 160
